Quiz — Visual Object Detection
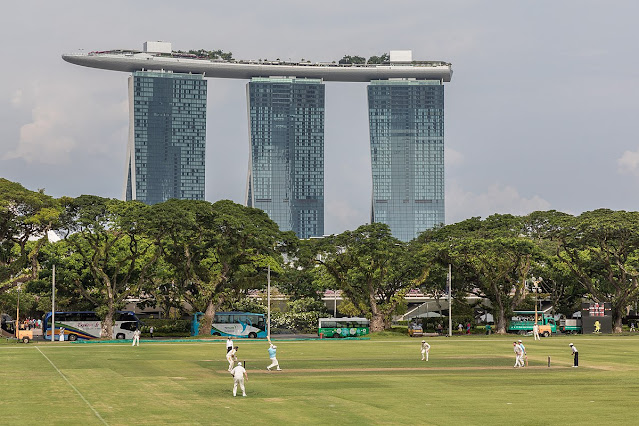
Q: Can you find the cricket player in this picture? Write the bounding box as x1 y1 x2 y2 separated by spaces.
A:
421 340 430 361
230 362 248 397
132 328 141 346
569 343 578 367
518 339 527 366
267 343 281 371
513 342 523 367
227 346 238 371
532 323 541 340
226 336 234 353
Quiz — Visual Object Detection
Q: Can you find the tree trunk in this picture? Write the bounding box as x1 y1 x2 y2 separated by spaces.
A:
370 312 385 332
612 306 624 333
102 306 115 339
199 300 217 336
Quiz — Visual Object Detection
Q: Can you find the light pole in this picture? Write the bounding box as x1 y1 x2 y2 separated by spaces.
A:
15 283 21 338
531 276 542 325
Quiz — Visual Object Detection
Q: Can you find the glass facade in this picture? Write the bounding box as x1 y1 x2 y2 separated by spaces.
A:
246 78 325 239
368 80 445 242
125 71 207 205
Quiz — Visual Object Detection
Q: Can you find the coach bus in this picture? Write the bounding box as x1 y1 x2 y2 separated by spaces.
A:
318 317 370 338
43 311 140 341
191 311 267 338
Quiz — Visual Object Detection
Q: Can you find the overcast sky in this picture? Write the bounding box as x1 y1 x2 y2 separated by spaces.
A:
2 1 639 235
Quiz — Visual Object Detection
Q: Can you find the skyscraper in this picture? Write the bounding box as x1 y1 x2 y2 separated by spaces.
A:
368 79 445 241
245 77 325 238
124 71 207 205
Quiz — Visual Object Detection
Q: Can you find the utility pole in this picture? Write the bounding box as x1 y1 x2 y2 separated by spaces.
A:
51 264 56 342
267 264 271 342
448 263 452 337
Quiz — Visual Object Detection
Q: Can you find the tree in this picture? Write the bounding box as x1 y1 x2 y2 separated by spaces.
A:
313 223 417 331
417 215 542 333
0 178 60 295
367 53 389 64
555 209 639 332
338 55 366 64
157 199 284 336
59 195 162 338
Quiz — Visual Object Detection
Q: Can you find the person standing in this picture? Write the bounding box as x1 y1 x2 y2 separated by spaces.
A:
518 340 528 367
267 343 281 371
227 346 238 371
458 323 463 333
226 336 234 353
421 340 430 361
569 343 578 367
59 328 65 342
149 326 154 339
466 322 471 335
485 324 491 335
513 342 523 367
132 328 141 346
533 323 541 340
230 362 248 397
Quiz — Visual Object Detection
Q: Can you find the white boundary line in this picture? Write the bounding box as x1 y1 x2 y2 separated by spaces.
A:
36 346 108 426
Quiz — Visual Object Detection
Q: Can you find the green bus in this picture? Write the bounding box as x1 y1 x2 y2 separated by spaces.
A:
318 317 370 338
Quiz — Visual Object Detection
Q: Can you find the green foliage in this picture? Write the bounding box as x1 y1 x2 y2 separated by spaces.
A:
366 53 389 64
140 318 190 335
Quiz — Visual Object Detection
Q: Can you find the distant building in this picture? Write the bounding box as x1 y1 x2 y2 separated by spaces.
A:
368 79 445 241
124 71 207 204
245 77 325 238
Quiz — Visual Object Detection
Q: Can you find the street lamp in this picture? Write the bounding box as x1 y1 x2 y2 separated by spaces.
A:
531 277 542 325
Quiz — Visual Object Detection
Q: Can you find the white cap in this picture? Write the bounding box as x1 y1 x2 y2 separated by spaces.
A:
237 362 242 366
422 340 426 343
518 340 522 342
272 345 277 349
569 343 573 346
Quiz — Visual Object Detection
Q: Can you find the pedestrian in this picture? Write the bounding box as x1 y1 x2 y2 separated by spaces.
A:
59 327 65 342
458 323 463 333
569 343 578 367
227 346 238 371
485 324 491 335
149 326 154 339
132 328 141 346
436 323 443 335
226 336 234 353
466 322 471 335
230 361 248 397
630 322 636 332
267 343 282 371
518 339 528 367
533 323 541 340
421 340 430 361
513 341 523 368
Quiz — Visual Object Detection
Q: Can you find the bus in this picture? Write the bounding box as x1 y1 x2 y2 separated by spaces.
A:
507 311 557 336
191 311 267 338
43 311 140 341
318 317 370 338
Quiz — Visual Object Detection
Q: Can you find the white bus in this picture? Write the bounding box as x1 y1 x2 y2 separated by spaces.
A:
43 311 140 341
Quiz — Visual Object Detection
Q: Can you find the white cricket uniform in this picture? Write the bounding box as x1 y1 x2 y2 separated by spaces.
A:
226 338 233 353
132 329 140 346
533 324 540 340
421 342 430 361
514 344 523 367
231 365 247 396
227 348 237 371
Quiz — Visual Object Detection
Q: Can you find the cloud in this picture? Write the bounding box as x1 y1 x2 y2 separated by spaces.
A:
4 78 127 165
617 149 639 177
445 147 464 167
446 181 551 224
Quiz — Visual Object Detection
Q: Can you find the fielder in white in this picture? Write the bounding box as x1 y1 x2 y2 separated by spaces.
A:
227 346 238 371
518 339 527 366
532 323 541 340
230 362 248 397
132 328 141 346
421 340 430 361
267 343 281 371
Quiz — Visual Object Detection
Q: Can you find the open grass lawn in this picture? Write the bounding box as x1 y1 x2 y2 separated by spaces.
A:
1 334 638 425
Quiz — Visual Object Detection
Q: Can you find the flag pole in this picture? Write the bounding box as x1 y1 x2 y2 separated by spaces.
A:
267 264 271 344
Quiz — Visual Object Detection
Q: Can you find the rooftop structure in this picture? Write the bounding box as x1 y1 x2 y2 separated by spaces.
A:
62 44 452 83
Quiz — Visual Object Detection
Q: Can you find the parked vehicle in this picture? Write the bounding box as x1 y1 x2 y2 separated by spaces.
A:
408 322 424 337
507 311 556 336
559 317 582 334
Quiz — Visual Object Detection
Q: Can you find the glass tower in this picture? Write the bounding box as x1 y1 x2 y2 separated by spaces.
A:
246 77 325 239
124 71 207 205
368 80 445 242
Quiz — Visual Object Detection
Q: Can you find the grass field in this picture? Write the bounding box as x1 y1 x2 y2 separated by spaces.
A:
1 334 638 425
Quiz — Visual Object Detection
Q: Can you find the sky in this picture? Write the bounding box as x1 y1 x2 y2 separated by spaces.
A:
2 1 639 235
